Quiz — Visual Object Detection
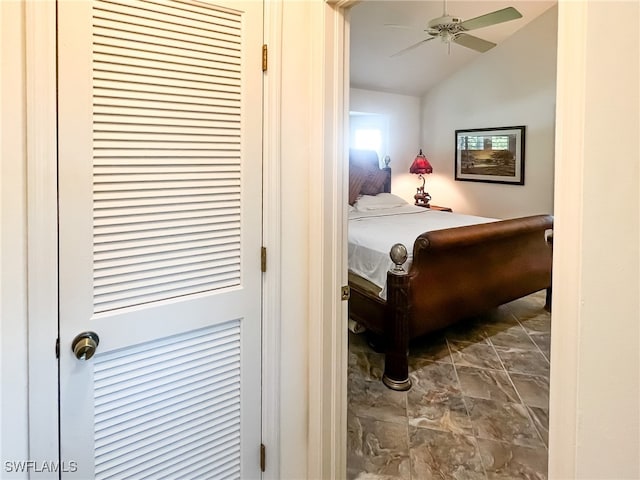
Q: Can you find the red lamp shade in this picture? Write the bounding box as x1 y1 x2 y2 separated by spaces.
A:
409 149 433 175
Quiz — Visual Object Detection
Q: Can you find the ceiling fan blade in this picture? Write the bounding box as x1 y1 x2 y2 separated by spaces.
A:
459 7 522 31
453 33 496 53
390 37 434 58
383 23 412 30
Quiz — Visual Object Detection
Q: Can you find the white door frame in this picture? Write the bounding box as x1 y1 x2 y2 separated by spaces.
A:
24 0 59 470
261 1 283 477
306 1 351 478
262 1 355 477
316 1 615 479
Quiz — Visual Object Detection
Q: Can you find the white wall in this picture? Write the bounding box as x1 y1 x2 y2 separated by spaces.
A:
420 5 557 219
349 88 421 201
549 1 639 478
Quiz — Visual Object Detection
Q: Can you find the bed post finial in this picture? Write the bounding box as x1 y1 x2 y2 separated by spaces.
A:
383 243 412 391
389 243 408 273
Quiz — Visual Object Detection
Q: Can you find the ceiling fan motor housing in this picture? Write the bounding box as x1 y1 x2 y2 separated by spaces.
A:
426 15 463 36
427 15 462 29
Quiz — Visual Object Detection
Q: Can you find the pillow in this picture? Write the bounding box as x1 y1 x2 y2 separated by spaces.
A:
354 193 408 211
348 164 369 205
359 168 389 196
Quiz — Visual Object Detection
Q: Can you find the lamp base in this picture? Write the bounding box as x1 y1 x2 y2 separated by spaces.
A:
414 187 431 207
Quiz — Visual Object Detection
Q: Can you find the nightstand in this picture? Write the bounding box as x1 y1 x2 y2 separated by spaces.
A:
428 205 453 212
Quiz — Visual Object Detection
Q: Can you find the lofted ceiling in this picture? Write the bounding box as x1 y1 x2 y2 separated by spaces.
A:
350 0 556 97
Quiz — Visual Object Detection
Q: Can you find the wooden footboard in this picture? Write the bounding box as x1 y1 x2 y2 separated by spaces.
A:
348 214 553 390
409 214 553 337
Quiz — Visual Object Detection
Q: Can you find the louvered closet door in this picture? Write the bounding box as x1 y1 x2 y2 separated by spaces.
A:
57 1 263 478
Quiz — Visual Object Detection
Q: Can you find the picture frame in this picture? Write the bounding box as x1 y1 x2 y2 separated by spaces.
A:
455 126 525 185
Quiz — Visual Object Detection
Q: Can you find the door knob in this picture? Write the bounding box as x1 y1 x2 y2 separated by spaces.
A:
71 332 100 360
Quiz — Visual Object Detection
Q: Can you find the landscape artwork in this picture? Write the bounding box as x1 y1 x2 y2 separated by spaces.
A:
455 126 525 185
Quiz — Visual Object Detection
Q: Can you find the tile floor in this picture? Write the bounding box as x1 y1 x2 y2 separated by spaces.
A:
347 291 550 480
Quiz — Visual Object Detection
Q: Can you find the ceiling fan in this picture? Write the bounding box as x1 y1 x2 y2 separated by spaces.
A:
390 1 523 57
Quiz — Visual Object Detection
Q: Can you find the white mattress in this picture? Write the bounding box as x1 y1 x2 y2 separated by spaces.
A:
348 205 495 298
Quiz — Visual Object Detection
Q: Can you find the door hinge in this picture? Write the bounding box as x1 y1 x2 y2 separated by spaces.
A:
55 338 60 359
261 246 267 273
260 443 266 472
262 44 268 72
341 285 351 301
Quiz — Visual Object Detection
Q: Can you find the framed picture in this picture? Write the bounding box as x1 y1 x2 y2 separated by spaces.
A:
455 126 525 185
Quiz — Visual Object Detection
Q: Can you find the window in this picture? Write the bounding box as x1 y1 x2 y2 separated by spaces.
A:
349 112 389 164
353 129 382 154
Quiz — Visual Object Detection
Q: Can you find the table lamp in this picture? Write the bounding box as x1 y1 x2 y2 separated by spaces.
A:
409 149 433 207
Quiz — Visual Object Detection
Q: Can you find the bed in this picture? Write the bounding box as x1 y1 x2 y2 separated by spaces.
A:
347 149 553 391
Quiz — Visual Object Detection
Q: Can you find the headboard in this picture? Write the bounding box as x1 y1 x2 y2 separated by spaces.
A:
348 149 391 205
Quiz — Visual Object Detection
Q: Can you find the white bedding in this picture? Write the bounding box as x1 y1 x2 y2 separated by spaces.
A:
348 204 496 298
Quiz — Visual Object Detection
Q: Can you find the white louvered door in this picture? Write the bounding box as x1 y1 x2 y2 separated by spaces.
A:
57 1 263 478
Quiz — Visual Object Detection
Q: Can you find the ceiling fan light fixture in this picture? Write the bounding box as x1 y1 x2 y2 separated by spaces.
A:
441 31 454 44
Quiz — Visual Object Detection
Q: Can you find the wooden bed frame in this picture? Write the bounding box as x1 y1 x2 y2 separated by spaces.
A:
348 150 553 391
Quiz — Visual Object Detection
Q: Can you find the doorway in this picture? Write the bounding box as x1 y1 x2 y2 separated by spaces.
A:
345 2 557 477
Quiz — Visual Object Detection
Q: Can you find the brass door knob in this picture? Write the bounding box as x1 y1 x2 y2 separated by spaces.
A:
71 332 100 360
